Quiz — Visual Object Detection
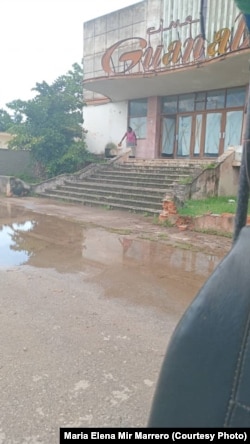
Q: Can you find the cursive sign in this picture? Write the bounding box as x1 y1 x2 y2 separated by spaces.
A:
101 14 249 76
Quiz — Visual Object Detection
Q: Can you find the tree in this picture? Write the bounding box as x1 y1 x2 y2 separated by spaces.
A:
0 109 14 132
7 63 91 177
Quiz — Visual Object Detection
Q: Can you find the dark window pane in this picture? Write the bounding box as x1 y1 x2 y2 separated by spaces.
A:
179 93 195 112
206 90 225 110
129 99 147 117
195 92 206 110
226 87 246 108
162 96 178 113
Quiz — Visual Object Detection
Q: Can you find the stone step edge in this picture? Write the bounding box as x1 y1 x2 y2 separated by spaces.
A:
97 169 192 176
63 181 174 192
37 191 162 209
36 193 161 214
50 188 165 201
71 178 176 186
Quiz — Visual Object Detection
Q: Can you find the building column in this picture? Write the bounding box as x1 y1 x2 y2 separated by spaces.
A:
136 96 161 159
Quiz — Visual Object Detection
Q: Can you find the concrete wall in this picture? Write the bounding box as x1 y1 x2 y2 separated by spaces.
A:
84 101 128 154
0 176 30 197
0 149 33 176
0 133 13 149
84 96 163 157
135 96 161 159
218 149 240 196
83 1 151 102
190 167 220 200
0 176 10 194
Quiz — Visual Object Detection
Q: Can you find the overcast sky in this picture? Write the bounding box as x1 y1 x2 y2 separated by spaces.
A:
0 0 140 109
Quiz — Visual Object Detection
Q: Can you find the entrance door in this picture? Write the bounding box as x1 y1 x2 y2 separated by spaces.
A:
177 115 193 157
160 107 244 158
161 116 176 156
204 112 223 156
224 110 244 149
193 114 203 156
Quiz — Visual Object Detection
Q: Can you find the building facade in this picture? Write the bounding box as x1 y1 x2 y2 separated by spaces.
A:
83 0 250 159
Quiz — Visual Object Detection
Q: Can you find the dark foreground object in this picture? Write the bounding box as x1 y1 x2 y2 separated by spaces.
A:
148 226 250 427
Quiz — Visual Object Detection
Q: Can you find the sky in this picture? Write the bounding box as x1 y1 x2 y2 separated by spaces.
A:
0 0 140 109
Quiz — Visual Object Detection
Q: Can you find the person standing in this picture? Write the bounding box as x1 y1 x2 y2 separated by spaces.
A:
118 126 137 157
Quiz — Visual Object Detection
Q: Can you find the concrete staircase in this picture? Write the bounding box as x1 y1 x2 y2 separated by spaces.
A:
35 159 211 215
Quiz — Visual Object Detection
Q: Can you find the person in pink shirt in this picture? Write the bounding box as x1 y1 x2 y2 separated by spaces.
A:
118 126 137 157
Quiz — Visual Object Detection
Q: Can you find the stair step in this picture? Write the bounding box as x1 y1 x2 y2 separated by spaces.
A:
111 165 200 172
82 177 174 187
94 171 191 180
37 193 161 215
63 181 173 193
56 185 165 200
35 159 201 214
46 189 162 209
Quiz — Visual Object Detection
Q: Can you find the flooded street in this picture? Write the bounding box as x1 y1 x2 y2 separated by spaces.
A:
0 197 231 443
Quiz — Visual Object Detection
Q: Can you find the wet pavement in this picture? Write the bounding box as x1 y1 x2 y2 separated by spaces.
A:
0 197 232 442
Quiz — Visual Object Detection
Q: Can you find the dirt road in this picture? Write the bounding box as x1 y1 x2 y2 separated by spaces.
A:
0 197 232 443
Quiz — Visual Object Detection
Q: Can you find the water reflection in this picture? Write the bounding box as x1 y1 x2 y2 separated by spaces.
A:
0 221 35 266
82 228 221 278
0 202 227 314
0 206 223 282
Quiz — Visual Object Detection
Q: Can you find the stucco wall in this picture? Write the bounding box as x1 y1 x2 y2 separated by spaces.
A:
83 1 149 101
84 101 128 154
0 149 33 176
190 167 220 200
0 132 13 149
218 149 240 196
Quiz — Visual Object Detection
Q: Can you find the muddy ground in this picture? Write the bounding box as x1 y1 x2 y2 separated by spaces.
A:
0 197 232 443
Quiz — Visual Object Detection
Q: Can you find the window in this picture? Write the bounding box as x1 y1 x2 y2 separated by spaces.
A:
128 99 147 138
206 90 225 110
162 96 178 113
195 92 206 111
226 87 246 108
161 87 246 158
179 94 195 112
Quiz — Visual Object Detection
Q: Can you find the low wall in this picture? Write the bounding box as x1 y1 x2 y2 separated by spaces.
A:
0 149 33 176
0 176 10 195
190 166 220 200
0 176 30 196
218 149 239 196
32 151 131 194
193 213 236 234
32 162 106 193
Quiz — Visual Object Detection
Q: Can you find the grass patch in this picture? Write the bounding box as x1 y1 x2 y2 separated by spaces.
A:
157 233 169 240
138 234 157 242
162 219 174 227
178 196 239 217
194 228 233 238
178 176 193 185
174 242 198 251
203 162 217 169
107 228 133 235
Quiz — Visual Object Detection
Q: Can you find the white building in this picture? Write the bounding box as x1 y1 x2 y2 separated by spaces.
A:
83 0 249 160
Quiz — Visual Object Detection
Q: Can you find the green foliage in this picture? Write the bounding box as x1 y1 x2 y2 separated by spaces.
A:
7 63 90 177
203 162 217 169
178 176 193 185
178 196 240 217
234 0 250 14
0 109 14 132
15 173 39 184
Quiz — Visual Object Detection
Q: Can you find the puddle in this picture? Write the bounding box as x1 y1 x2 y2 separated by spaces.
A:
0 221 35 266
0 202 224 275
0 211 223 275
0 201 227 313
